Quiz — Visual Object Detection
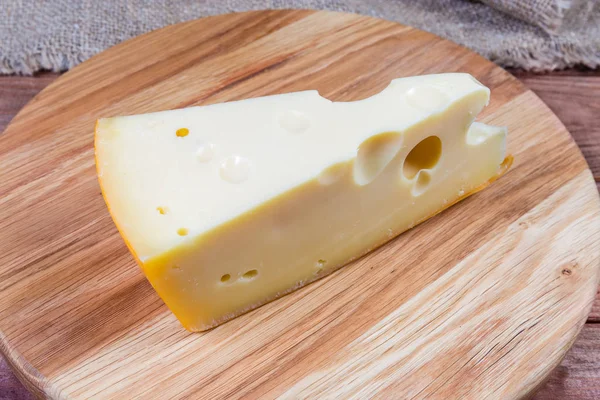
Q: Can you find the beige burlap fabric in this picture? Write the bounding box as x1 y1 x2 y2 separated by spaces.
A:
482 0 598 33
1 0 599 75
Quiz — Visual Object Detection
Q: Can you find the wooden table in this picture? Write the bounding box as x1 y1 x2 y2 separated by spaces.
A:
1 69 599 399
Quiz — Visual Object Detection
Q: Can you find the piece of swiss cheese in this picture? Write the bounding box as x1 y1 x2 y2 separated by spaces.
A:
95 73 510 331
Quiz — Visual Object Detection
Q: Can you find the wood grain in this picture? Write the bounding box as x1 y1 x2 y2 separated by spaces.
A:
511 69 600 325
0 10 599 399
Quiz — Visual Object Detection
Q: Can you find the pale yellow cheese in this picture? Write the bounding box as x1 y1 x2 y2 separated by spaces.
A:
95 73 509 331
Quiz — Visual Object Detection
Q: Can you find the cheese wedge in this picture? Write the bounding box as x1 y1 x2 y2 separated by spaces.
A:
95 73 510 331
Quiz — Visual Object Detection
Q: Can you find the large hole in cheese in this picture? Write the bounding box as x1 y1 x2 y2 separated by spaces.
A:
353 132 403 186
402 136 442 180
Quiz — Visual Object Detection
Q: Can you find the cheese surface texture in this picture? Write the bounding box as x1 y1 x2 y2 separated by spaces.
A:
95 73 509 331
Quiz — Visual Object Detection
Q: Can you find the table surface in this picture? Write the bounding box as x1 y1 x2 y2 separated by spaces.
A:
1 69 599 400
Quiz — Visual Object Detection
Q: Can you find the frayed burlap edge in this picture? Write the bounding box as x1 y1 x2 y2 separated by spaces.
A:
0 48 96 75
484 40 600 71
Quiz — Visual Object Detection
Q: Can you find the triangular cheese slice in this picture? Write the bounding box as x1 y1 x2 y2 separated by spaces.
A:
95 73 510 331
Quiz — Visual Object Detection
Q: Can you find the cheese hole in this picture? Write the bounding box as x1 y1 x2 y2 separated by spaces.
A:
177 228 189 236
412 170 432 196
176 128 189 137
220 274 231 283
354 132 403 185
242 269 258 279
402 136 442 180
157 206 168 215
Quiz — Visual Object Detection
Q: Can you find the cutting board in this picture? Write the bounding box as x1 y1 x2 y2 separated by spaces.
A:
1 10 599 400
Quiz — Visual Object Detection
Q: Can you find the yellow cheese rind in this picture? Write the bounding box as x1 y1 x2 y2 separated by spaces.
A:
95 73 509 331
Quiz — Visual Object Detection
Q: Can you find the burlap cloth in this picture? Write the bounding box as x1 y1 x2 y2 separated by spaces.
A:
1 0 599 75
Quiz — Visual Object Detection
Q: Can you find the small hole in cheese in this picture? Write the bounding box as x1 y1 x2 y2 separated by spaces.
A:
220 274 231 282
177 228 189 236
176 128 189 137
157 206 168 215
242 269 258 279
412 170 432 196
402 136 442 180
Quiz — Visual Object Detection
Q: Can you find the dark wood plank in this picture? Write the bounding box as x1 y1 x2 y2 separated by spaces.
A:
510 70 600 181
0 73 59 135
532 324 600 400
0 357 34 400
589 285 600 322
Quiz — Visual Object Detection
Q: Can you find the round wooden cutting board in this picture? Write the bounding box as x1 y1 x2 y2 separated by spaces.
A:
1 10 599 400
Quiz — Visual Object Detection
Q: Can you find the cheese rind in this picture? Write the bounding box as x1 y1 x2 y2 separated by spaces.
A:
95 73 509 331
